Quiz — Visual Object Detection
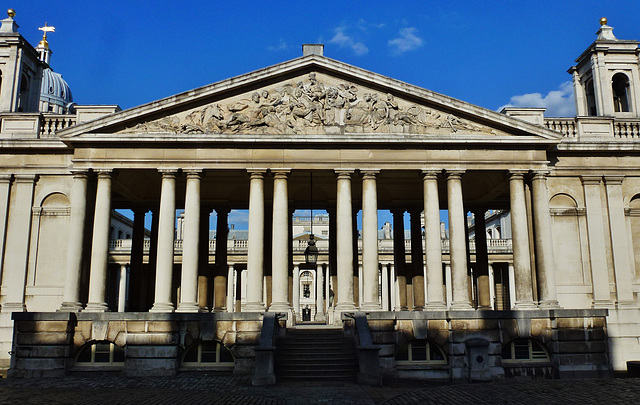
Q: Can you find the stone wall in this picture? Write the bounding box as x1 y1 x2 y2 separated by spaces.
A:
365 309 611 381
9 312 263 378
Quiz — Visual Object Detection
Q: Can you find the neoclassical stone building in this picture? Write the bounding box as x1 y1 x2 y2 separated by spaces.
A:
1 11 639 381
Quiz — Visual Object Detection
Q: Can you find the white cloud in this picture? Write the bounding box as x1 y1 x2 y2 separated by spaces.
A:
267 39 289 52
329 27 369 56
499 81 576 117
228 210 249 229
388 27 423 55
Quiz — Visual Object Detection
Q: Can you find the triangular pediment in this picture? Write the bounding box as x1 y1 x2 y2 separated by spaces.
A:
59 55 562 143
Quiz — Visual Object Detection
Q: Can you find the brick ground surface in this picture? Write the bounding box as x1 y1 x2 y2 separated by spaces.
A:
0 374 638 404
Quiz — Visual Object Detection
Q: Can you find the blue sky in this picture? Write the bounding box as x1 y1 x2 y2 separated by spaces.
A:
12 1 640 229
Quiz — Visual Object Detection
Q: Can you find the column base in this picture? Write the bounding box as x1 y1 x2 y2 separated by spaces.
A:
244 302 266 312
83 302 109 313
268 302 291 312
615 300 638 309
175 302 200 313
411 306 425 311
538 300 562 309
424 302 447 311
450 301 473 310
58 301 83 312
360 303 382 311
335 302 357 312
514 301 538 310
593 299 615 309
149 302 175 313
1 303 26 313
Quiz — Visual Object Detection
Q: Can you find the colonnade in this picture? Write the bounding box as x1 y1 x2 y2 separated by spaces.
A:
58 168 561 314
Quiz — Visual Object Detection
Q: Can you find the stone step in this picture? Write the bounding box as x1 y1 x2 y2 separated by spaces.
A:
275 327 359 382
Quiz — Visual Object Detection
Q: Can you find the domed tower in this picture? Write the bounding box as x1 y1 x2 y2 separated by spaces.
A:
569 18 640 118
35 21 74 114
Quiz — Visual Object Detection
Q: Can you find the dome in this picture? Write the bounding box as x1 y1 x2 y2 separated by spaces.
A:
39 68 74 114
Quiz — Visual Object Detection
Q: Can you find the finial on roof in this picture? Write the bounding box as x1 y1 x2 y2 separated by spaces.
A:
37 22 55 63
1 8 18 33
596 17 616 41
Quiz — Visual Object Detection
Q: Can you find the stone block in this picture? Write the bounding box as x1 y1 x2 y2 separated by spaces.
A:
16 321 71 333
126 345 178 359
451 319 479 330
233 358 254 375
368 320 394 331
530 319 552 336
450 343 466 355
427 320 448 331
236 331 260 345
76 321 92 341
148 321 177 333
106 321 126 340
373 331 395 344
236 321 262 332
377 345 395 357
557 329 589 341
124 358 177 377
396 320 413 334
125 321 147 333
14 357 66 371
15 345 69 358
16 332 69 345
557 341 606 354
556 318 583 328
234 345 255 358
125 332 179 346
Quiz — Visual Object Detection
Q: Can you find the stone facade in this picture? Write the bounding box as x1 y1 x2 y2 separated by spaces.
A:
1 11 640 380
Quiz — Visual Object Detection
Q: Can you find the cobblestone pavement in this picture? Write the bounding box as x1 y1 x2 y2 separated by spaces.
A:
0 374 638 404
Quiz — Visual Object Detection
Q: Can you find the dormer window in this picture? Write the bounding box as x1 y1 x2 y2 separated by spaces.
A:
612 73 631 112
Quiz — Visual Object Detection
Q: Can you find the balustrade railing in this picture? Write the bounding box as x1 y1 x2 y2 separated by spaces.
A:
40 114 76 137
109 237 513 255
613 120 640 139
544 118 577 138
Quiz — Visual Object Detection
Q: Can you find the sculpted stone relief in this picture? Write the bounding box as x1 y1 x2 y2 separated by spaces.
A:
120 73 497 136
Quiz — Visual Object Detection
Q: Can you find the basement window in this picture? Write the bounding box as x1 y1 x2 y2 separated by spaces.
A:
396 339 447 364
502 338 549 363
76 341 124 366
182 341 234 367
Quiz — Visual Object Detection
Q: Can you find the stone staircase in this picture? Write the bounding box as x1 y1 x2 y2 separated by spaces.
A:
275 325 359 381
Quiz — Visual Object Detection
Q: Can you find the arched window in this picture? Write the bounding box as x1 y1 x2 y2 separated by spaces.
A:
612 73 631 112
182 341 234 367
76 341 124 366
300 271 313 299
396 339 447 364
118 230 123 239
502 338 550 363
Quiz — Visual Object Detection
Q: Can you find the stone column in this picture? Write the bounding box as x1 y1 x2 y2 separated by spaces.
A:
445 263 453 309
293 265 300 318
245 170 266 311
226 264 235 313
423 171 446 310
531 171 561 308
117 264 128 312
509 171 536 309
1 174 37 312
213 207 230 311
381 264 389 311
391 209 408 310
316 265 325 319
177 170 201 313
128 208 146 311
473 209 491 309
390 264 397 311
335 170 357 311
328 207 337 308
361 171 380 310
447 171 472 310
604 176 635 307
409 209 425 310
198 206 212 311
84 171 112 312
150 169 177 312
60 171 88 311
270 170 291 312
